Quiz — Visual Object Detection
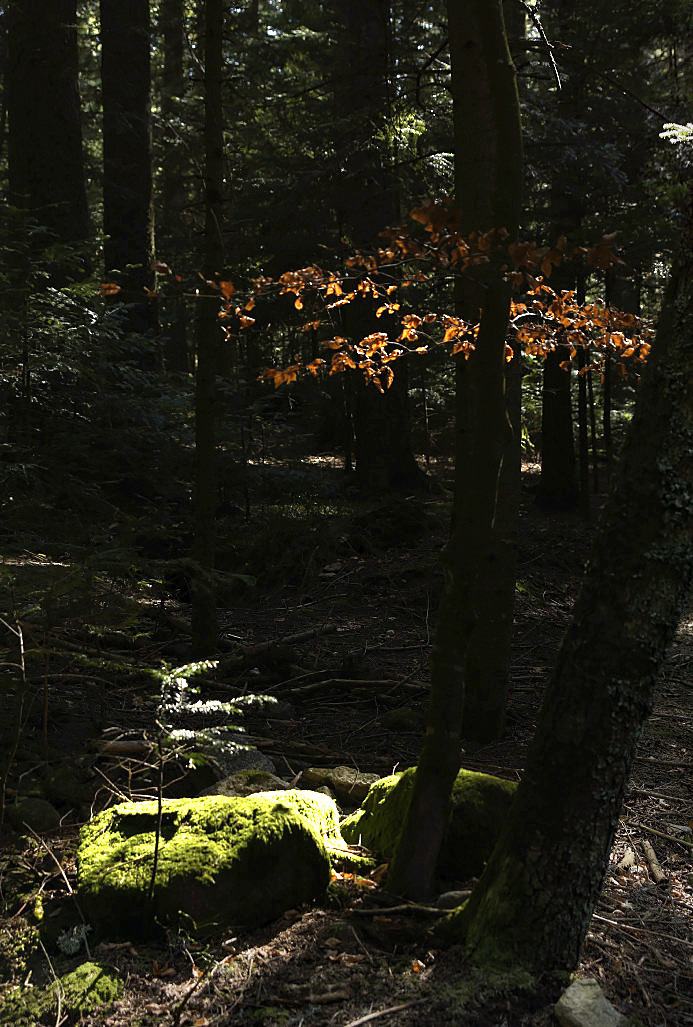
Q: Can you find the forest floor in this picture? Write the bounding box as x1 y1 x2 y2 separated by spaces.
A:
1 452 692 1027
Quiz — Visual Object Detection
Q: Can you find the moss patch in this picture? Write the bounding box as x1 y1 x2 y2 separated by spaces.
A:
0 961 122 1026
78 791 343 935
341 767 517 879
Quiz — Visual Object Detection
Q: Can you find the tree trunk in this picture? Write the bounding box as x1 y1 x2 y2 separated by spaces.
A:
191 0 224 658
461 333 522 740
388 0 522 899
157 0 190 373
460 0 526 742
438 181 693 972
101 0 155 324
334 0 423 492
7 0 89 271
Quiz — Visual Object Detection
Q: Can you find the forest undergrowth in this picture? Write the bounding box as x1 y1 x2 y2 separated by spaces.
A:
1 450 692 1027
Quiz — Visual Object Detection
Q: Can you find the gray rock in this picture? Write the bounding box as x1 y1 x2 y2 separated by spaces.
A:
436 890 472 909
200 769 290 797
298 766 379 806
44 764 92 807
8 797 61 833
555 978 627 1027
221 749 276 774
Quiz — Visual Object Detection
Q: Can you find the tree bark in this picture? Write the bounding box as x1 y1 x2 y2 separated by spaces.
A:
388 0 522 899
334 0 423 492
157 0 190 373
191 0 224 658
7 0 89 268
438 182 693 971
101 0 155 323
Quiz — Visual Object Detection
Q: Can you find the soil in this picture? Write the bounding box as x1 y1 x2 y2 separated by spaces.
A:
1 458 692 1027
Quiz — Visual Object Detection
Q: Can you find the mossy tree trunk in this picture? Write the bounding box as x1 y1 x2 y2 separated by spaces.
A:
191 0 224 657
439 181 693 971
388 0 522 899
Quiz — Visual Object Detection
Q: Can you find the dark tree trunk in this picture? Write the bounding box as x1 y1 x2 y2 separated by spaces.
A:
7 0 89 270
460 0 525 742
101 0 155 324
438 182 693 972
157 0 190 373
334 0 423 492
388 0 522 899
191 0 224 658
538 345 578 508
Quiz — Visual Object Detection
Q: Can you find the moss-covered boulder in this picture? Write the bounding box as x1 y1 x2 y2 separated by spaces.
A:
0 961 122 1026
78 791 344 935
341 767 517 879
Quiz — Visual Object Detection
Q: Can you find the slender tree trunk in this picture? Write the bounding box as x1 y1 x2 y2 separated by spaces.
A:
191 0 224 657
101 0 154 324
334 0 423 492
158 0 190 373
461 0 526 742
388 0 522 899
438 182 693 971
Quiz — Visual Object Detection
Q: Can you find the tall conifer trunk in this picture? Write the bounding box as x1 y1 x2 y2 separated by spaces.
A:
191 0 224 657
334 0 423 491
7 0 89 273
101 0 154 325
388 0 522 899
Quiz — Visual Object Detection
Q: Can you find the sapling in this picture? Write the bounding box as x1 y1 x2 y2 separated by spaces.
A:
147 661 275 903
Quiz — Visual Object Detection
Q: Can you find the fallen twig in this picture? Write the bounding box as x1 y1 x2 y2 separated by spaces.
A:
640 837 667 885
286 677 428 697
592 913 693 948
343 999 426 1027
624 818 693 851
241 622 337 657
351 902 448 917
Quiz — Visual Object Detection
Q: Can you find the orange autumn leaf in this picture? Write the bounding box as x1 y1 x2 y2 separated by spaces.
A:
100 282 121 296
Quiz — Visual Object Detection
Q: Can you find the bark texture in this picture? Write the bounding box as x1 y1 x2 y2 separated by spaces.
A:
191 0 224 657
101 0 154 309
334 0 423 491
439 183 693 971
7 0 88 252
388 0 522 898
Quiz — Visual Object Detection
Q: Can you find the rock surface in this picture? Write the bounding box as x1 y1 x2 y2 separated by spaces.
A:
341 767 517 878
554 978 627 1027
298 766 379 805
78 791 345 935
200 769 290 797
7 797 61 833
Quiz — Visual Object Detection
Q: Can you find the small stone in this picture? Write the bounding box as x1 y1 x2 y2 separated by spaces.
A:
436 890 471 909
555 978 627 1027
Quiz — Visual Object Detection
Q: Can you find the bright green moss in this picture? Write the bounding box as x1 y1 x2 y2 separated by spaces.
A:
0 961 122 1026
341 767 517 879
78 791 343 935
